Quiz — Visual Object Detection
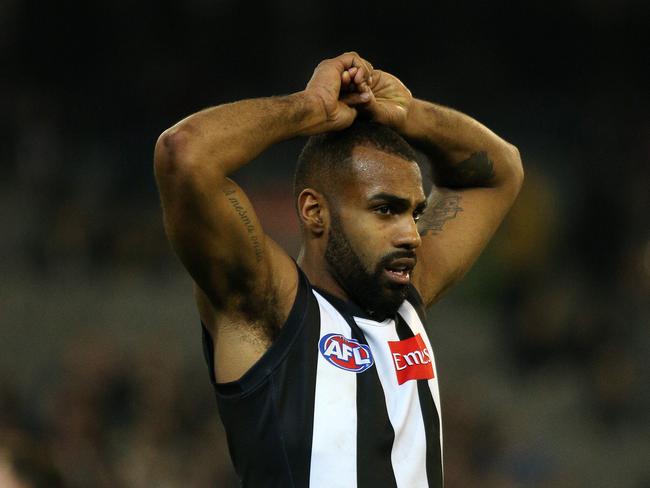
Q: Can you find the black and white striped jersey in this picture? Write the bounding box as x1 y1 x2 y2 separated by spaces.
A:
202 266 443 488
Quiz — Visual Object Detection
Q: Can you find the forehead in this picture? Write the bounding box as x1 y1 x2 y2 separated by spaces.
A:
343 144 425 202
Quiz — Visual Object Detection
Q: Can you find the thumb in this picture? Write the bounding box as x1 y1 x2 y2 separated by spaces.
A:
340 91 373 106
332 103 358 130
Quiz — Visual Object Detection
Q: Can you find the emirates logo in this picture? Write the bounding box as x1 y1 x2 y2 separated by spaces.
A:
388 334 434 385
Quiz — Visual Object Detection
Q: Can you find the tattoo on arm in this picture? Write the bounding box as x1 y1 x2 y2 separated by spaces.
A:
434 151 495 189
418 193 463 237
222 188 264 262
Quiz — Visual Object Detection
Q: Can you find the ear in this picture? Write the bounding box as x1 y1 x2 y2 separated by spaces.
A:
298 188 328 236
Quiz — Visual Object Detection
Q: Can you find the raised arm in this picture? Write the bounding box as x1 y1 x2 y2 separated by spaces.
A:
362 70 523 306
406 99 523 305
153 52 373 335
154 95 317 313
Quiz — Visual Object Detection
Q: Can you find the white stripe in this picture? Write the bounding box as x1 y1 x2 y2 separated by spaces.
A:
398 300 444 468
309 292 358 488
355 315 429 488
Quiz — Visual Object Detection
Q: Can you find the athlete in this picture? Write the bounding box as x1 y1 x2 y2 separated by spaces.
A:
154 52 523 487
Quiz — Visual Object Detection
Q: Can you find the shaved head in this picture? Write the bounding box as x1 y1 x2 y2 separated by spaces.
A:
293 120 418 205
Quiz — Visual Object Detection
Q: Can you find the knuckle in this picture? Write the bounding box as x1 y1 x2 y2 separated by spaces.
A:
344 50 362 61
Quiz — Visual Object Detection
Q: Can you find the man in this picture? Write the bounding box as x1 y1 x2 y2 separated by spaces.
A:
154 52 523 487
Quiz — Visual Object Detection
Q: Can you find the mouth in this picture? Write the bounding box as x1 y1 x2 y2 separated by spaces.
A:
383 257 416 286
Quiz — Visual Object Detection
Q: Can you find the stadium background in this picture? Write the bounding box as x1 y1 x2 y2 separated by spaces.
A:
1 0 648 486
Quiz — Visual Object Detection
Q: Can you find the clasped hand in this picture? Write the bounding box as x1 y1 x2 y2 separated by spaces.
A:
304 51 413 133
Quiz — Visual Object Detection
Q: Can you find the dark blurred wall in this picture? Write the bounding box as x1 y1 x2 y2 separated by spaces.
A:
1 1 648 487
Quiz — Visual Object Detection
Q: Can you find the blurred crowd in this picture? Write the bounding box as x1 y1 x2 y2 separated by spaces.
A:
2 0 649 486
0 333 236 487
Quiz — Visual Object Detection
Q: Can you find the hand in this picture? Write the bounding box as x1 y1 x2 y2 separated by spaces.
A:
303 52 374 134
342 69 413 131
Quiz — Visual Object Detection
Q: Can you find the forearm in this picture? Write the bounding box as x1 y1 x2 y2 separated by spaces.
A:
400 99 523 190
154 91 324 177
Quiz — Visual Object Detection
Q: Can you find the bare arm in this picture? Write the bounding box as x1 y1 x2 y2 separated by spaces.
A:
404 100 523 305
154 94 323 313
402 99 521 191
153 53 374 381
361 71 523 306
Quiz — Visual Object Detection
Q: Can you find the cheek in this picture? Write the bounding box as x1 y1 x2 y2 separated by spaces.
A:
349 222 391 268
357 217 393 242
340 207 393 262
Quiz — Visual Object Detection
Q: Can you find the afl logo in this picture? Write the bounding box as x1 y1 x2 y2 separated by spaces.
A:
319 333 374 373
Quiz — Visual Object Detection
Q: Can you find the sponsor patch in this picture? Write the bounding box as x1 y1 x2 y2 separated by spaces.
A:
388 333 434 385
319 333 374 373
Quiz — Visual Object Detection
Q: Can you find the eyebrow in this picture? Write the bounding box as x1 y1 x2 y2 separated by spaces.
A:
368 192 428 211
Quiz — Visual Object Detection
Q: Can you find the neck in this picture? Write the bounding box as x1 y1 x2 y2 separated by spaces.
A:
297 247 350 303
298 246 395 322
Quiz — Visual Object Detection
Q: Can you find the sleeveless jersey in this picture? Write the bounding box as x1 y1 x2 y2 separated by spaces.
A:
202 266 443 488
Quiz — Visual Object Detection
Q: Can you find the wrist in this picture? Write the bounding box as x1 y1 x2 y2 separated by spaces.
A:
289 91 329 136
400 98 432 141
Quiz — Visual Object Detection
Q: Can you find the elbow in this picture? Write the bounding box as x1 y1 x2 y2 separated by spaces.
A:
154 125 196 177
503 142 524 192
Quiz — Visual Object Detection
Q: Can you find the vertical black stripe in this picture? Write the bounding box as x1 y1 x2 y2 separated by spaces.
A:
416 380 443 488
396 314 443 488
344 315 398 488
394 314 414 340
275 272 321 487
208 267 320 487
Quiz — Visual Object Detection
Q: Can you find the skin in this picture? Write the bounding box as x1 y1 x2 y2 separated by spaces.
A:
306 145 426 319
154 52 523 383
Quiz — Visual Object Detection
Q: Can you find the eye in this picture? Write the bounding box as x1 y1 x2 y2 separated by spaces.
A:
375 205 393 216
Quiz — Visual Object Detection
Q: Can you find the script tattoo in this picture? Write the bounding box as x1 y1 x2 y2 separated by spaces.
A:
418 193 463 236
222 188 263 262
436 151 495 188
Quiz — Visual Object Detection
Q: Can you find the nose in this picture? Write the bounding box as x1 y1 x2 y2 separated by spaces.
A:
394 216 422 250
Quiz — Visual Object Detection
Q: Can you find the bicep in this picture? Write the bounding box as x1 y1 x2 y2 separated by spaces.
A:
412 184 520 306
158 172 292 311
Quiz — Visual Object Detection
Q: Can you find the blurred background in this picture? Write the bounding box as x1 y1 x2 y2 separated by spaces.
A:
1 0 648 486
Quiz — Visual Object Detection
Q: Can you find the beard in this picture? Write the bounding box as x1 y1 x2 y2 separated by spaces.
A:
324 212 412 321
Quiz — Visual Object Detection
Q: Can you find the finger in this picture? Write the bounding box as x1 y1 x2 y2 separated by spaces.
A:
340 90 373 106
341 70 352 88
354 65 373 87
336 104 358 128
350 56 373 85
354 68 367 86
340 52 373 81
344 68 358 90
